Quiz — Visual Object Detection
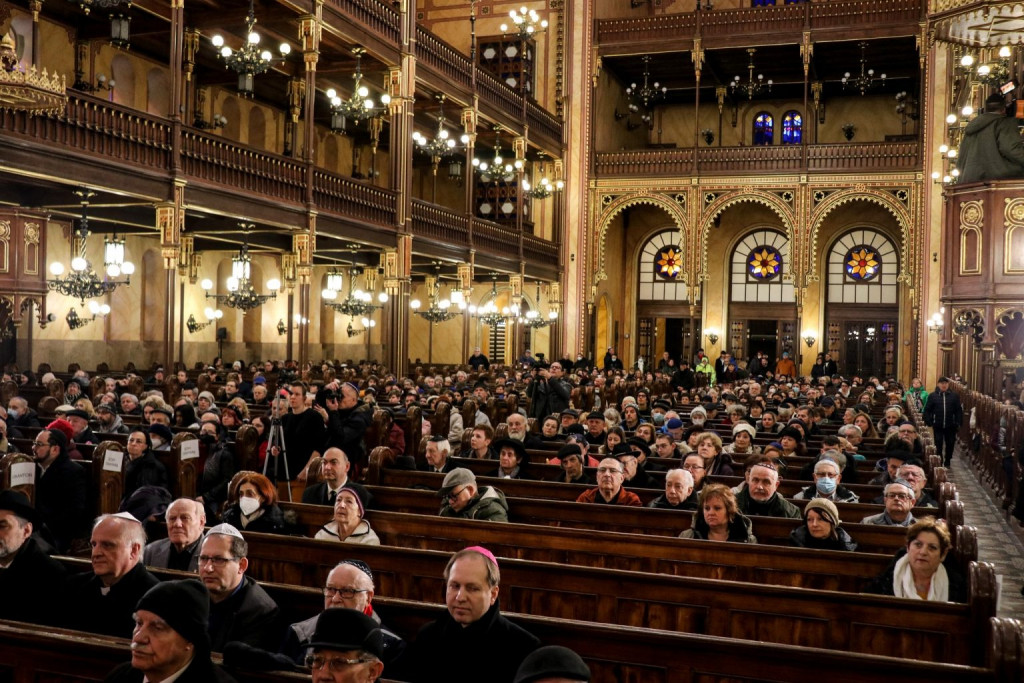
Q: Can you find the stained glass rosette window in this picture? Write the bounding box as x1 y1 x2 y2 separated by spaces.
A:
748 246 781 280
845 246 880 281
655 246 682 280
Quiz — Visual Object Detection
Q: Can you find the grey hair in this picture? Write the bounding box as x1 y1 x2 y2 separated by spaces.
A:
93 514 147 563
667 468 694 489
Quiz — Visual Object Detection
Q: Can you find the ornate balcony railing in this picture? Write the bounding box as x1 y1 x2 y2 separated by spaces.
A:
324 0 400 44
593 142 919 176
314 171 399 228
474 218 522 257
523 233 560 270
416 24 475 91
596 0 923 47
411 199 469 244
181 131 306 203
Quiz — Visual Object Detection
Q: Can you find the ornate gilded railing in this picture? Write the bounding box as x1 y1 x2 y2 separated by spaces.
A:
523 233 560 269
314 171 398 228
527 99 563 145
594 142 919 176
596 13 696 45
474 218 521 257
0 93 172 169
416 25 474 91
324 0 400 44
181 131 306 203
700 4 804 38
410 199 469 243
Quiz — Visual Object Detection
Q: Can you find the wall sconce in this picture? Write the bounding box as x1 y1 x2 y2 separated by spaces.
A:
841 123 855 141
705 328 719 345
701 128 714 145
926 309 945 334
802 329 817 347
66 301 110 330
347 317 377 338
187 307 223 334
277 314 309 336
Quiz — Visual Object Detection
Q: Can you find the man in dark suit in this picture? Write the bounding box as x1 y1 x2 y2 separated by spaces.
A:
143 498 206 572
421 435 457 474
302 447 371 508
0 489 68 624
32 427 89 552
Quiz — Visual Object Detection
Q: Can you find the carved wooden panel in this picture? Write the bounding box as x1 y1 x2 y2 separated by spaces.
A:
478 35 536 95
960 226 981 275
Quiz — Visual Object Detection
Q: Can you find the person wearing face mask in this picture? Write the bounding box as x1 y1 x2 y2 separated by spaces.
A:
197 424 236 519
793 457 859 503
148 424 173 453
221 473 287 534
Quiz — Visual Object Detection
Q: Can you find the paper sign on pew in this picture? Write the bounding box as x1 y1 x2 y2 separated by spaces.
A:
180 439 199 461
103 450 124 472
9 462 35 487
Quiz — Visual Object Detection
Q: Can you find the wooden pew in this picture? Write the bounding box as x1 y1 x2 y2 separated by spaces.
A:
0 620 306 682
287 486 920 556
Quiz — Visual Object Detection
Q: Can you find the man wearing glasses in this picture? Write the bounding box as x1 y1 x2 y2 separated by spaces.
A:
281 560 405 671
197 523 280 651
32 427 88 552
304 609 385 683
862 480 918 527
438 468 509 522
574 458 641 506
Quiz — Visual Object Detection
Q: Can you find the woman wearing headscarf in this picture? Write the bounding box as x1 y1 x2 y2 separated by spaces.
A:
314 487 379 545
789 498 857 551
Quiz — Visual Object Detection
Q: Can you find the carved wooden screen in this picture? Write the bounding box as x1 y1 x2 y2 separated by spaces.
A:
479 36 536 96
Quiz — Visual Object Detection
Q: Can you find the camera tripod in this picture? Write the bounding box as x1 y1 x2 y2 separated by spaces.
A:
261 395 294 502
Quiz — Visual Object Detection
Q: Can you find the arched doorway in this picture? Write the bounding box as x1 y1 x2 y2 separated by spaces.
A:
635 228 694 369
825 228 899 377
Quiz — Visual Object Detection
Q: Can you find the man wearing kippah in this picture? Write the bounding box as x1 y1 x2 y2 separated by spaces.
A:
105 579 236 682
0 489 67 624
395 547 539 683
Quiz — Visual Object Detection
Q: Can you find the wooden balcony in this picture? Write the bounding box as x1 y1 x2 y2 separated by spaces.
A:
593 141 919 177
0 94 558 273
596 0 924 52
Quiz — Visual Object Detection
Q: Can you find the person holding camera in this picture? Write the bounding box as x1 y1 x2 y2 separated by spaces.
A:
526 361 571 420
318 382 373 474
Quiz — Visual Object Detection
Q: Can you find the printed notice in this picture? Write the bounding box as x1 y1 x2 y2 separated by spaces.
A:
10 461 35 487
180 439 200 460
103 450 124 472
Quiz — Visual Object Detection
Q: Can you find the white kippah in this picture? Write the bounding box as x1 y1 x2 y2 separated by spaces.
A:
110 511 142 524
207 522 244 539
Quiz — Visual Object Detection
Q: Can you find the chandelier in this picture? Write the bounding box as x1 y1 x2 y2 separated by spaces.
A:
411 274 460 324
66 301 110 330
500 6 549 40
518 282 558 329
0 31 66 117
473 129 520 184
67 0 124 13
200 226 280 313
522 155 563 199
326 47 390 134
210 0 292 96
625 55 667 128
413 95 468 172
842 42 885 96
187 307 223 333
731 48 772 100
468 279 508 327
47 190 135 304
322 267 387 317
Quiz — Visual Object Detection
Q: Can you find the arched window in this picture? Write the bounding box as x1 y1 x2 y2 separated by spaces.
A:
782 110 802 145
639 229 687 301
753 112 773 146
730 228 794 303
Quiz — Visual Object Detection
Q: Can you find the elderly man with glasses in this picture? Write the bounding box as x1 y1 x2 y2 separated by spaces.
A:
281 560 406 671
437 468 509 522
861 480 918 526
575 458 641 506
197 523 280 651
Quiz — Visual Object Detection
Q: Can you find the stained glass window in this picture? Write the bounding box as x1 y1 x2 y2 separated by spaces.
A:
844 246 881 281
655 246 682 280
748 246 782 280
753 112 774 146
782 110 802 145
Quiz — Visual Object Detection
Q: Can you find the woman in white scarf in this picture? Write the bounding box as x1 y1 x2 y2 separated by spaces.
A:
870 517 962 602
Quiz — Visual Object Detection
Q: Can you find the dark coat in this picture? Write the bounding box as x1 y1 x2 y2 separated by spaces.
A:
198 441 236 509
36 452 90 552
864 549 968 603
62 563 160 638
0 535 68 624
735 487 802 519
104 658 237 682
326 401 374 466
221 504 289 535
123 451 169 501
957 111 1024 183
526 375 571 419
301 480 373 508
280 408 326 480
142 537 202 572
396 601 539 683
208 575 281 652
647 495 697 511
923 389 963 430
680 511 757 543
670 368 696 391
789 525 858 551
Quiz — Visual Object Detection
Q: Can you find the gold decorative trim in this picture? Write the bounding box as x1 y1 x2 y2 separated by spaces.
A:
593 191 688 285
23 221 39 275
1004 197 1024 273
699 189 796 283
960 226 982 275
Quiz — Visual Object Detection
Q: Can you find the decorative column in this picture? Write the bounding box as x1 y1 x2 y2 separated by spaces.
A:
157 183 185 369
168 0 185 173
294 231 313 365
175 235 199 366
281 252 298 361
509 273 523 364
457 261 473 361
384 242 411 375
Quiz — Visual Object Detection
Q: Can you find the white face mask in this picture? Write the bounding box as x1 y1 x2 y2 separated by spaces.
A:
238 496 261 516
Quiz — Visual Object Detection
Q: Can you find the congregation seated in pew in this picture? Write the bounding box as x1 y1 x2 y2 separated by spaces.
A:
680 483 757 543
314 486 379 544
438 468 509 522
866 517 967 603
789 498 858 551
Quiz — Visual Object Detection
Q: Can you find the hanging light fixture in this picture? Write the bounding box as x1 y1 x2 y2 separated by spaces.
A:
500 6 549 40
623 55 667 129
109 11 131 49
47 190 135 304
468 278 508 327
520 281 558 329
842 42 885 96
67 0 123 14
413 94 469 174
200 224 280 313
0 31 66 117
410 271 461 324
210 0 292 96
347 317 376 337
522 154 564 200
322 267 386 318
326 47 390 134
731 48 772 100
473 128 520 184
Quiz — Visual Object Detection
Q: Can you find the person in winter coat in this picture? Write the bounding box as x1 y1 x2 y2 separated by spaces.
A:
679 483 757 543
923 376 963 467
865 517 967 602
220 472 288 534
957 93 1024 184
438 468 509 522
314 486 380 545
789 498 857 551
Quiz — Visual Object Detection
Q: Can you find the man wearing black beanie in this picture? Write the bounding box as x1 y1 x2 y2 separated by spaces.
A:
105 579 237 682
